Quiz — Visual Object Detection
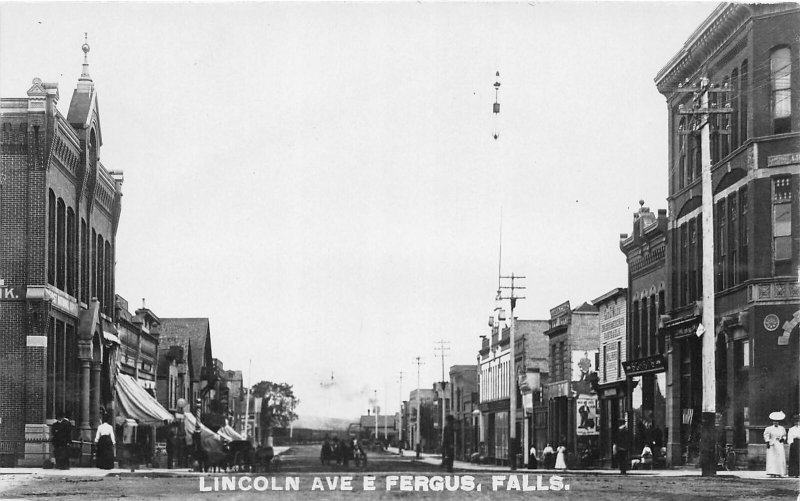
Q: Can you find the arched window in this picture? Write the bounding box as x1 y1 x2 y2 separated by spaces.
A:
91 229 97 299
730 68 739 148
720 76 730 159
67 208 76 297
693 133 702 181
56 199 65 291
97 234 105 310
641 295 649 356
771 47 792 134
104 240 112 316
47 190 56 286
740 60 749 141
678 117 687 190
632 300 640 359
81 219 88 302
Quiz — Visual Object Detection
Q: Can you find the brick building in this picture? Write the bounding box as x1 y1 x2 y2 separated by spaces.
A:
619 202 669 466
0 42 124 466
516 319 550 466
448 364 477 461
116 296 161 392
655 3 800 466
220 368 244 432
593 287 628 466
406 388 435 452
543 301 600 464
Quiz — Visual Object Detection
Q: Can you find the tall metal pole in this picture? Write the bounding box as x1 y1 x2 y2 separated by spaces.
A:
699 77 717 476
415 357 423 455
398 371 404 449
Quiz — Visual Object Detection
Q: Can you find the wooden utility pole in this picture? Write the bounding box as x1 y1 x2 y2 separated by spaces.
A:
398 371 404 448
415 357 424 456
677 77 731 476
499 273 525 470
435 339 450 452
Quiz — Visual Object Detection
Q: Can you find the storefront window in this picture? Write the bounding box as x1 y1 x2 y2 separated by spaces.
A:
631 373 667 457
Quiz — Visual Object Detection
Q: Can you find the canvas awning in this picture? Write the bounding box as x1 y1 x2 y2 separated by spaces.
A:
181 412 229 449
217 424 245 442
116 374 174 425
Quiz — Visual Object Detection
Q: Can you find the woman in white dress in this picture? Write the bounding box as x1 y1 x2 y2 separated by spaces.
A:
764 411 787 477
554 445 567 470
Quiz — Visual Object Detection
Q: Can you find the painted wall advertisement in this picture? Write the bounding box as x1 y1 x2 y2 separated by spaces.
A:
576 395 599 436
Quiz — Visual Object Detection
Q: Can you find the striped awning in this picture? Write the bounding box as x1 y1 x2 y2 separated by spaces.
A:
116 374 174 425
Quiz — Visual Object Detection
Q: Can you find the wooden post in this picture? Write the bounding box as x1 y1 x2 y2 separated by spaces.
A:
699 77 717 476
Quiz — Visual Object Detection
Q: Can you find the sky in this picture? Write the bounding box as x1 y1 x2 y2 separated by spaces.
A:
0 1 719 420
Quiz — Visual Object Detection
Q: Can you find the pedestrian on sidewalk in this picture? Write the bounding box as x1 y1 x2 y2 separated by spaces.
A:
442 415 455 473
554 445 567 470
50 410 73 470
94 416 116 470
615 420 629 475
166 422 178 469
528 444 538 470
765 411 787 477
787 414 800 478
542 443 554 469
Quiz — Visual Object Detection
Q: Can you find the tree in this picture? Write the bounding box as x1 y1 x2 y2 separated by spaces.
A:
251 381 299 443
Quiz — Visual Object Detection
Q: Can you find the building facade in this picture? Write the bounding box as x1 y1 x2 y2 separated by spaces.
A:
0 43 124 466
516 319 550 466
406 388 435 452
655 3 800 467
543 301 600 465
477 316 511 463
159 318 215 416
619 202 669 466
593 287 628 466
448 364 478 461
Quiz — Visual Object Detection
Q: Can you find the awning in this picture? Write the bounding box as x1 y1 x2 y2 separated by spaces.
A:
181 412 228 450
116 374 174 425
217 424 245 442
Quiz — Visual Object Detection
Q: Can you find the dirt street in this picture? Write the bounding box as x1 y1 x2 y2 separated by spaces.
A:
1 445 797 501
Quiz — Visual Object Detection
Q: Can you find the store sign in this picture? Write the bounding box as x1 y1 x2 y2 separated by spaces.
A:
576 396 599 436
550 301 571 319
767 153 800 168
0 279 23 300
622 355 666 376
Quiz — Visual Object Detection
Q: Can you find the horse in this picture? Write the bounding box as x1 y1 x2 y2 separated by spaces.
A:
227 440 254 472
252 445 275 473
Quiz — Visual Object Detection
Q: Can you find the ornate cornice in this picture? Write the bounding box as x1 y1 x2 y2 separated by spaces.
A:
655 3 752 95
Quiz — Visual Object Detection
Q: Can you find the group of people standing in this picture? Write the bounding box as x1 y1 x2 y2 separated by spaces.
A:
49 411 116 470
320 436 366 467
528 443 567 470
764 411 800 478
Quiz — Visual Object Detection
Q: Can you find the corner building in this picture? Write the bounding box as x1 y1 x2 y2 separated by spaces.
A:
0 44 123 465
655 3 799 467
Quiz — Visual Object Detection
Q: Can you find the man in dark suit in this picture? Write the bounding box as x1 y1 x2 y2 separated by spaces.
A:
51 411 73 469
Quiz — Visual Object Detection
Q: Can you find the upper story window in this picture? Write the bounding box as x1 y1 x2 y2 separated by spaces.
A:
771 47 792 134
678 117 687 190
773 176 793 262
741 60 749 142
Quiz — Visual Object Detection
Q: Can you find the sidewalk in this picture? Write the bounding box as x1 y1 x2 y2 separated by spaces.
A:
0 447 290 478
384 447 797 480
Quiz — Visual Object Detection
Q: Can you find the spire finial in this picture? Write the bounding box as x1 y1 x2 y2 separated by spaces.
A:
80 33 92 82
